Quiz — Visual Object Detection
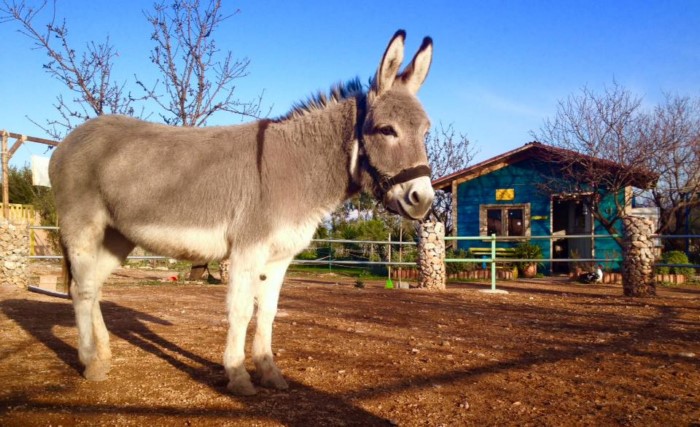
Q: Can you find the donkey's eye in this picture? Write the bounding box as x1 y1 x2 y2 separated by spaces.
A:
377 125 397 137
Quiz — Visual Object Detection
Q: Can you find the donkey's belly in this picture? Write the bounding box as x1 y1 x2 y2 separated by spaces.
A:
124 223 229 262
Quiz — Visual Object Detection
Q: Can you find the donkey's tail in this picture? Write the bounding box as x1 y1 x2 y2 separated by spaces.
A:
59 239 73 296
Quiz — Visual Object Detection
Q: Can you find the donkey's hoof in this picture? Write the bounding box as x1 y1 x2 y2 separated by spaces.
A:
260 373 289 390
227 379 257 396
83 362 110 381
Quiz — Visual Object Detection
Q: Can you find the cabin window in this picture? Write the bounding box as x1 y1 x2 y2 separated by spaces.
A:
508 208 524 236
486 209 502 235
480 204 530 237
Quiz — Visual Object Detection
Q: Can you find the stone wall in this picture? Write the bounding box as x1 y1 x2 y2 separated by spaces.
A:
622 216 656 297
417 221 446 290
0 221 29 288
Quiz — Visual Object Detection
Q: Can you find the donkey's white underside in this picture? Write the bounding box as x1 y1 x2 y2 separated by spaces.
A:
50 30 434 395
133 224 230 261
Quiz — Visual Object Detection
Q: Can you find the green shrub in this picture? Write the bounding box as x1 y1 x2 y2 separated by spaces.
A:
399 247 418 263
656 251 695 278
513 241 543 271
446 248 474 275
296 249 317 261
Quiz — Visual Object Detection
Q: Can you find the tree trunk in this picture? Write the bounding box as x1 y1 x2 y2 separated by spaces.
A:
593 210 624 249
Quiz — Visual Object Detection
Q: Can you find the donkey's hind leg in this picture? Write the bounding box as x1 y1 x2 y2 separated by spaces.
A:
252 256 291 390
68 227 133 381
89 228 135 377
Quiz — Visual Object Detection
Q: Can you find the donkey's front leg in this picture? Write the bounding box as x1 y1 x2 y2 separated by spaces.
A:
223 254 258 396
253 257 292 390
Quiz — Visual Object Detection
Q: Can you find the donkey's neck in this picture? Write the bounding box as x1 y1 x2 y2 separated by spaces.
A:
259 98 361 223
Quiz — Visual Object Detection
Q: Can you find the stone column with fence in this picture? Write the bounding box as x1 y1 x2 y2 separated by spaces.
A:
219 258 230 284
417 221 446 290
0 221 30 288
622 216 656 297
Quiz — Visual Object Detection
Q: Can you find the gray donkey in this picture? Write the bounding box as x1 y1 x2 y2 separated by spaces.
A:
50 30 435 395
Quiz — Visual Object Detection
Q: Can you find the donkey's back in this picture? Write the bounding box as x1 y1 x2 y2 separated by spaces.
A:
50 115 263 262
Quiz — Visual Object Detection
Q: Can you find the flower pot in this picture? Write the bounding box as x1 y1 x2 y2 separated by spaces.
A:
522 263 537 278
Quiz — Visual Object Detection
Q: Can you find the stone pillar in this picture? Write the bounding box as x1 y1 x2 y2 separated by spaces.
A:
622 216 656 297
417 221 446 290
219 258 230 284
0 221 30 288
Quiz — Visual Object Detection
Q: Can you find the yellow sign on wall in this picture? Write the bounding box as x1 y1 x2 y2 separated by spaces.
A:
495 189 514 201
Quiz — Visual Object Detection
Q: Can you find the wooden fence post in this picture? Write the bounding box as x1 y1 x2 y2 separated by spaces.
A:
2 130 9 221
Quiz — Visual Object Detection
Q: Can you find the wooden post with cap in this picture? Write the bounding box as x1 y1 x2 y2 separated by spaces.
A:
2 130 9 221
0 131 58 222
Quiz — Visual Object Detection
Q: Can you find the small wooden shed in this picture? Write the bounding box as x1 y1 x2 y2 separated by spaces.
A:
432 142 656 274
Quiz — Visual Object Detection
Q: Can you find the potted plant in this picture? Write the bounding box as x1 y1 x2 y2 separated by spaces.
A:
513 241 543 278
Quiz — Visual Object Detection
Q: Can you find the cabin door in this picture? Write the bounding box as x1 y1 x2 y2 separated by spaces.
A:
551 196 593 273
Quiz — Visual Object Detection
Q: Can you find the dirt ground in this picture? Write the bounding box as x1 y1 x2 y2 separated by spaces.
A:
1 265 699 426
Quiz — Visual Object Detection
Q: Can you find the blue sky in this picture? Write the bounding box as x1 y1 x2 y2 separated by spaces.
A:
2 0 699 169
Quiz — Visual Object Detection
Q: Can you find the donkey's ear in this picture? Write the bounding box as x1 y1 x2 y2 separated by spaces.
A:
373 30 406 95
400 36 433 95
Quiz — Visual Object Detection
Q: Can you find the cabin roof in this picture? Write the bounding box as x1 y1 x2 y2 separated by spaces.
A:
432 141 658 192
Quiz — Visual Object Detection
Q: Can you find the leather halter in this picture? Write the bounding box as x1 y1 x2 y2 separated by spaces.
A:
354 95 432 198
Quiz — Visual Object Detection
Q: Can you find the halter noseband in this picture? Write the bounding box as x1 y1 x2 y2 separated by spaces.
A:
373 164 433 193
354 95 432 198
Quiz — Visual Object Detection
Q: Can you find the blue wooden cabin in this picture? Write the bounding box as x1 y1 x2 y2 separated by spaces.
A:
432 142 656 274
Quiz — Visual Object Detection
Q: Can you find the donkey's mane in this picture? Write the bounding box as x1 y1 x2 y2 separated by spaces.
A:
278 77 367 121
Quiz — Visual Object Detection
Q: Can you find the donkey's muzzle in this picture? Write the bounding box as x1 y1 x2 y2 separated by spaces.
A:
384 175 435 220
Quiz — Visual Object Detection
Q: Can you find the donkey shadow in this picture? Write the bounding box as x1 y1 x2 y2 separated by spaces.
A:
0 299 183 376
0 298 388 425
1 298 80 373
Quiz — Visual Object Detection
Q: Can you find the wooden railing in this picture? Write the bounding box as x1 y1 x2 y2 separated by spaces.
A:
0 203 39 224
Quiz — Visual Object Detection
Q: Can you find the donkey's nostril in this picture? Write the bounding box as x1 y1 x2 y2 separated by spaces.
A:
409 190 421 205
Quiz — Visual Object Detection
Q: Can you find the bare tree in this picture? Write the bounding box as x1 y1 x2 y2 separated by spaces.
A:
3 0 266 281
138 0 264 126
533 82 659 246
1 0 142 139
535 83 700 247
637 95 700 240
138 0 266 280
426 122 477 236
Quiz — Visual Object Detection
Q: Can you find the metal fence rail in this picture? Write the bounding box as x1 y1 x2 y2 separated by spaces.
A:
27 225 698 292
444 233 699 291
28 228 420 271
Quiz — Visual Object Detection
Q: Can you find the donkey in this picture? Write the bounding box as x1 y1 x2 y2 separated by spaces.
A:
49 30 435 395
